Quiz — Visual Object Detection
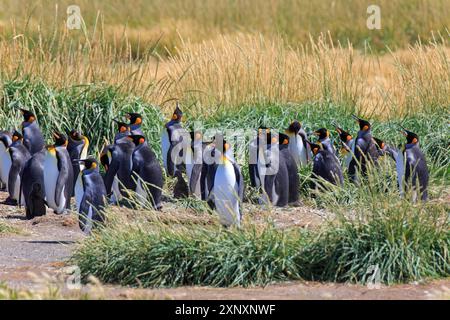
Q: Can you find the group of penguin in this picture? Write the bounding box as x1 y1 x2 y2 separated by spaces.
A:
0 105 429 231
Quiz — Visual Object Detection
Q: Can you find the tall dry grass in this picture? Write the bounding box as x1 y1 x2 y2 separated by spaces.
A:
0 30 449 117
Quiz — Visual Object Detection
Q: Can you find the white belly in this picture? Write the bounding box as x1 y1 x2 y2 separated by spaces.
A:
213 162 240 227
74 173 84 212
0 145 12 188
161 130 170 172
289 136 307 167
44 153 61 211
344 139 355 169
12 175 25 205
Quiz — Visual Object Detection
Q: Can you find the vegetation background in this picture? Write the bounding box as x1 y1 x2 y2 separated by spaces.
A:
0 0 448 289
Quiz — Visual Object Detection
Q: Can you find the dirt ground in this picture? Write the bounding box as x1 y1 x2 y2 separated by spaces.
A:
0 191 448 300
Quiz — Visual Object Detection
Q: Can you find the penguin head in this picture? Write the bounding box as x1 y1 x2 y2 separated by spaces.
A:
373 137 386 150
76 156 99 171
126 112 143 126
52 131 68 147
278 133 290 146
20 109 36 123
69 129 83 141
400 128 419 145
314 128 330 140
306 140 322 155
12 130 23 142
113 119 130 134
170 103 183 122
127 134 146 146
286 121 302 135
212 134 232 160
335 126 352 143
352 115 371 131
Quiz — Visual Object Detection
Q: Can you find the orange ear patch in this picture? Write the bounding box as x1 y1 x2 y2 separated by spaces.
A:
346 135 352 142
224 143 230 151
139 137 145 144
12 136 19 142
412 137 418 144
271 137 278 144
282 139 289 145
119 126 127 133
363 125 369 131
28 116 35 123
135 117 142 125
172 114 178 120
91 162 97 169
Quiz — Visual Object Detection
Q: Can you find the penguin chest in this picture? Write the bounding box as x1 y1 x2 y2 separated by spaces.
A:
213 161 240 226
288 136 307 166
161 130 170 170
74 173 84 212
43 153 60 209
0 144 12 186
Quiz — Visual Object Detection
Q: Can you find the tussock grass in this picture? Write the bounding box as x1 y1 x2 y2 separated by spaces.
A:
0 220 20 235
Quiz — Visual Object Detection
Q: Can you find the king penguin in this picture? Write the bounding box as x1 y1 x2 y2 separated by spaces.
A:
0 131 12 191
101 121 135 203
278 132 300 205
21 149 46 219
334 125 355 170
67 130 89 193
20 109 45 155
248 126 269 189
127 134 164 209
74 156 107 234
349 115 379 183
258 131 289 207
43 132 74 214
285 121 310 167
314 128 336 155
394 128 429 202
208 136 244 227
126 112 144 136
307 140 344 189
161 103 187 177
7 131 31 205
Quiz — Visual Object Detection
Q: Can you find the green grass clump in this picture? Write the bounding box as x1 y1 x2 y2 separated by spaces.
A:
0 220 19 235
0 78 164 155
72 223 306 288
72 199 449 288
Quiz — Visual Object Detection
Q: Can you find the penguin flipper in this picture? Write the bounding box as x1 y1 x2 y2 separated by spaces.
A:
189 163 203 195
54 169 69 210
233 162 244 202
103 151 120 195
8 159 21 200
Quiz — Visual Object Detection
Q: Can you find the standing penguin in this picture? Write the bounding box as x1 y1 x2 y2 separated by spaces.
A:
127 135 164 210
249 126 270 189
125 112 144 136
101 122 135 203
259 132 289 207
161 104 187 177
394 128 429 202
208 137 244 227
314 128 336 155
21 149 46 219
307 140 344 189
67 130 89 193
74 156 107 234
20 109 45 155
278 133 300 205
334 125 355 170
43 132 74 214
285 121 310 167
6 131 31 205
349 115 379 183
0 131 12 190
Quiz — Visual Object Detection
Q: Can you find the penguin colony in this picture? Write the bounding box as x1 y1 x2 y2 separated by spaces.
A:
0 106 429 232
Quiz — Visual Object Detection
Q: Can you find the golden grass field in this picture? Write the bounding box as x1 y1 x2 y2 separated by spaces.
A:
0 1 449 118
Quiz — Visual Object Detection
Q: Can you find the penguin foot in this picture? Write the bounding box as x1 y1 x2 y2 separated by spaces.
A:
3 197 18 206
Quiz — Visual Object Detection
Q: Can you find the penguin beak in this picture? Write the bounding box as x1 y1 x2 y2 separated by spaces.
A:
400 130 408 136
352 114 361 123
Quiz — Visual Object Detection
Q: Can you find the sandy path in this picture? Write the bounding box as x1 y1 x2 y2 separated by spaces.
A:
0 191 448 299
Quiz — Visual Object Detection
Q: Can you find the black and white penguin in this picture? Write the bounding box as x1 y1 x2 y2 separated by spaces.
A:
67 130 89 193
186 131 208 198
314 128 336 155
307 140 344 189
390 128 429 202
278 133 300 205
0 131 12 191
285 121 310 167
127 134 164 209
161 104 187 177
73 156 107 234
43 132 74 214
7 131 31 205
258 132 289 207
20 109 45 155
349 115 379 183
248 126 270 189
208 137 244 227
101 121 135 203
334 125 355 170
125 112 144 136
21 149 46 219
